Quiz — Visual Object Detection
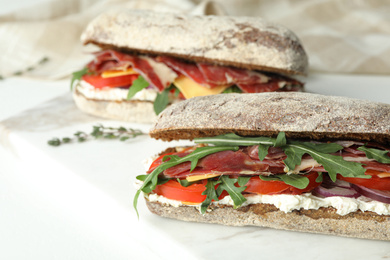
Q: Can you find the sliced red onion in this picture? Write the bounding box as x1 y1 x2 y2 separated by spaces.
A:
313 185 360 198
321 175 352 189
350 184 390 204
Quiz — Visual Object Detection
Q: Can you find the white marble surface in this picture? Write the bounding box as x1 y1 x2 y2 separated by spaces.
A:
1 73 390 260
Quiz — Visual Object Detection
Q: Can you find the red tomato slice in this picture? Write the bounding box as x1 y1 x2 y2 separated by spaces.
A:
245 172 321 195
153 172 321 203
153 180 210 203
338 169 390 191
148 153 176 171
82 74 139 89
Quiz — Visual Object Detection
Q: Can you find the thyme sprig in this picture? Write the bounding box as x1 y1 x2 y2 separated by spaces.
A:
48 124 147 146
1 57 50 79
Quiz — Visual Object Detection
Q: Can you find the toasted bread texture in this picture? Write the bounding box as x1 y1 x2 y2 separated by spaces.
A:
150 92 390 144
146 200 390 241
81 10 308 76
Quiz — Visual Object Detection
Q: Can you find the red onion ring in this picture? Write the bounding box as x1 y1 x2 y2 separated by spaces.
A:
350 184 390 204
313 185 360 198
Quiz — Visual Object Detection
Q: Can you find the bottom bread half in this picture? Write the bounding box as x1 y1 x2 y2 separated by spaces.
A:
73 89 157 123
146 199 390 241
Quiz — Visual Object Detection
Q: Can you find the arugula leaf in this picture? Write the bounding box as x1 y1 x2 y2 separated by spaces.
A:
257 144 271 161
315 172 323 183
237 176 251 187
70 67 88 90
127 75 149 100
222 85 242 94
153 87 171 115
260 174 310 189
177 178 194 187
200 179 222 214
299 141 343 153
216 176 247 209
275 131 287 147
358 146 390 164
285 142 367 182
133 146 239 217
194 133 278 147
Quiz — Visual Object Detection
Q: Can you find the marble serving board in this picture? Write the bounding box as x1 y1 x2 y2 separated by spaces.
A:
2 73 390 260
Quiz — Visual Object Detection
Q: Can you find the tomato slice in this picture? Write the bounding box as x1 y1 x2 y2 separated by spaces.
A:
338 170 390 191
82 74 139 89
148 152 176 171
245 172 321 195
153 180 210 203
153 172 321 203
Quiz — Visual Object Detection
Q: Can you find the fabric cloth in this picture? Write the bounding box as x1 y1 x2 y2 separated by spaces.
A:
0 0 389 80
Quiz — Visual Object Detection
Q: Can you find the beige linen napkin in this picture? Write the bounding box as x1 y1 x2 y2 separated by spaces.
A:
0 0 389 80
0 0 225 80
214 0 390 75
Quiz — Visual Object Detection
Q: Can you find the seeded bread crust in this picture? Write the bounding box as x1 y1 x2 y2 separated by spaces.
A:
81 9 308 76
72 87 157 123
150 92 390 144
146 199 390 241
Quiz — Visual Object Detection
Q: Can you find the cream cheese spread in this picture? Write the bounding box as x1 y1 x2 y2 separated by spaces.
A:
144 192 390 216
77 80 158 101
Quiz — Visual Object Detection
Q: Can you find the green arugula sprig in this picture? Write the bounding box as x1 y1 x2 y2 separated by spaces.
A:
126 75 149 100
358 145 390 164
198 175 250 214
70 67 88 90
48 124 146 146
133 146 239 217
195 132 369 183
153 85 179 115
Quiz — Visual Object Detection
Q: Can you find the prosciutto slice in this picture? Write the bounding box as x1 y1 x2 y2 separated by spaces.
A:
87 50 173 91
149 142 390 179
87 50 303 93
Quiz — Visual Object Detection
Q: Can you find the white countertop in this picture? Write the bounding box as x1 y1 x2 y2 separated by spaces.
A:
1 73 390 260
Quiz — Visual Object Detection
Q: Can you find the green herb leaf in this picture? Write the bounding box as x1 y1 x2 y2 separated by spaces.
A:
71 67 88 90
127 75 149 100
315 172 323 183
133 146 239 217
153 87 170 115
200 178 221 214
216 176 247 209
194 133 278 147
177 178 194 187
258 144 271 161
285 142 367 182
358 146 390 164
275 132 287 147
222 85 242 94
259 174 309 189
47 124 146 146
237 176 251 187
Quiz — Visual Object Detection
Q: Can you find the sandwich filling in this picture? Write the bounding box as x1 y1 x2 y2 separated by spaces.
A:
134 132 390 216
72 50 303 114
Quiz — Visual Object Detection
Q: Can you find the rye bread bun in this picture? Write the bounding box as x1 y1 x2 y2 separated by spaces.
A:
73 86 157 123
81 9 308 76
146 200 390 241
150 92 390 144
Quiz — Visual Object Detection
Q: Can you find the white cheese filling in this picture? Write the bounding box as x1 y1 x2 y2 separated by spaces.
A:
77 80 158 101
144 192 390 216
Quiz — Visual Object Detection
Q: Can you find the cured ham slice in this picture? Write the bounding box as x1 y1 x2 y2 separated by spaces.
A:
86 50 303 93
148 141 390 179
198 63 269 86
87 50 174 91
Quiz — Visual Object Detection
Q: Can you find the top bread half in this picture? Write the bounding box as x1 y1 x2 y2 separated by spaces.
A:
81 10 308 76
150 92 390 144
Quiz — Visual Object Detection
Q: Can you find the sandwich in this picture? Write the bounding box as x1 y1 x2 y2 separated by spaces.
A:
134 92 390 240
71 9 308 123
